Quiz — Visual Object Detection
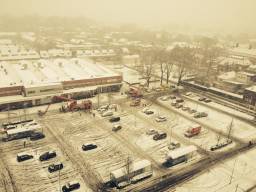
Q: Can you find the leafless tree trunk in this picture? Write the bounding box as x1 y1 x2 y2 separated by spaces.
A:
145 60 154 87
177 63 186 86
160 62 166 85
166 62 174 84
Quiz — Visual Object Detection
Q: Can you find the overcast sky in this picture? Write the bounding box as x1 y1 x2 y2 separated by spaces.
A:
1 0 256 33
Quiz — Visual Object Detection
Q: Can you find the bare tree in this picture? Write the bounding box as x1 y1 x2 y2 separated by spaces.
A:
165 54 174 84
144 59 154 87
172 46 195 86
140 49 156 87
197 36 223 86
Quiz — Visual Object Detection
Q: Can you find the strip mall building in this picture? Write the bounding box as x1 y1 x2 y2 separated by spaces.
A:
0 58 122 110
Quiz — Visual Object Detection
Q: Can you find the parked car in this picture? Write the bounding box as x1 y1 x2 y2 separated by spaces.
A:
98 108 107 114
182 106 189 111
194 112 208 118
153 132 167 140
30 132 45 141
170 95 176 99
155 87 163 92
48 162 64 173
188 108 197 114
155 116 167 122
185 92 192 96
171 101 177 106
142 107 150 113
39 151 56 161
144 109 154 115
109 116 120 122
62 181 80 192
175 103 183 109
101 111 113 117
198 97 206 101
168 141 181 150
98 104 109 111
17 153 33 162
176 98 184 103
204 99 212 103
160 96 170 101
146 129 158 135
82 143 97 151
112 124 122 132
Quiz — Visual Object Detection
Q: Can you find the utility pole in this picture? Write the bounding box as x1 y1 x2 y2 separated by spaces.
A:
235 184 238 192
227 118 233 141
59 169 61 192
229 159 238 184
126 156 132 184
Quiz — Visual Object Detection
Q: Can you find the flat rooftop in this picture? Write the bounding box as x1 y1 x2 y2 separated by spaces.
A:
0 58 120 88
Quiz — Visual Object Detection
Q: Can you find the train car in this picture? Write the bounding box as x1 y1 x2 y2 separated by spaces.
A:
208 87 243 102
110 159 153 188
181 81 208 92
166 145 197 166
2 119 33 129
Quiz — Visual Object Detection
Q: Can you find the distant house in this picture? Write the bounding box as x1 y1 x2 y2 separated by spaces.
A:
217 56 251 72
246 64 256 74
236 72 256 85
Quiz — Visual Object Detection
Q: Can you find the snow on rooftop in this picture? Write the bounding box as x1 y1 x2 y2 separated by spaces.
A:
110 159 151 179
0 58 119 88
230 47 256 56
218 71 236 80
167 145 197 159
245 86 256 93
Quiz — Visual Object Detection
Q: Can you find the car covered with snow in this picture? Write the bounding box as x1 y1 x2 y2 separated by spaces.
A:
146 129 158 135
155 116 167 122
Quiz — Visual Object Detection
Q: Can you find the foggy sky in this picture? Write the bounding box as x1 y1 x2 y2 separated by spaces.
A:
1 0 256 33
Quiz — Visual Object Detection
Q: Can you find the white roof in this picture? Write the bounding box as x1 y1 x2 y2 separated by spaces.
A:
68 180 79 185
245 86 256 93
190 124 201 128
110 159 151 179
167 145 197 159
0 58 120 88
7 126 37 135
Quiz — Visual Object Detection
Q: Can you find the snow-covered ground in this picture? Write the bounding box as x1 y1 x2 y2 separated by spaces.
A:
184 94 254 121
176 95 256 142
0 131 92 192
175 147 256 192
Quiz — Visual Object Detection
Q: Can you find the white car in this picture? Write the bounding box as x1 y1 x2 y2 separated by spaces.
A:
142 107 150 113
101 111 113 117
112 124 122 132
185 92 192 96
155 116 167 122
160 96 170 101
168 141 181 150
146 129 158 135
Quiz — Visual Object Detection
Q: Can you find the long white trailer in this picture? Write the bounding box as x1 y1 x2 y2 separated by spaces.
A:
110 159 153 188
166 145 197 166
